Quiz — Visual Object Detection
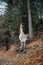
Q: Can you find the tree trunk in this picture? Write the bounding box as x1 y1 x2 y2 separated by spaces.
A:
8 0 16 5
27 0 33 39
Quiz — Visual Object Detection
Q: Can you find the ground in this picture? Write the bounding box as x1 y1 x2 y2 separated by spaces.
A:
0 37 43 65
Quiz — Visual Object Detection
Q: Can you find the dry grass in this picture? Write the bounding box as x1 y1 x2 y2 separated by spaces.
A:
0 37 43 65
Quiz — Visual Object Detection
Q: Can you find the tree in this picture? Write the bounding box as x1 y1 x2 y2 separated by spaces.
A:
8 0 18 5
27 0 33 39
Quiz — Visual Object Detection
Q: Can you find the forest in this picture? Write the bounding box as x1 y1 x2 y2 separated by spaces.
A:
0 0 43 65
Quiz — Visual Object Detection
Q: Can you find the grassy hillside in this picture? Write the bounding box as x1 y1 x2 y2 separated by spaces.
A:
0 36 43 65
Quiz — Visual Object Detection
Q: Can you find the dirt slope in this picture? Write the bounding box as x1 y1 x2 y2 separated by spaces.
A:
0 38 43 65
